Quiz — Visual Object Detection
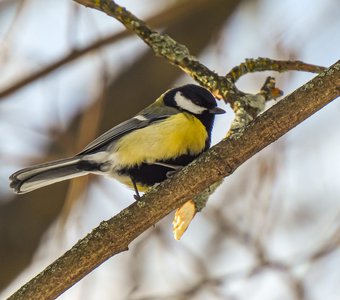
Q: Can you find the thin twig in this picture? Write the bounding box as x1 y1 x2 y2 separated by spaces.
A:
226 57 326 83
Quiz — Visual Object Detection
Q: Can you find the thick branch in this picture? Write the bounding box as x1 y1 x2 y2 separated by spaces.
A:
8 60 340 300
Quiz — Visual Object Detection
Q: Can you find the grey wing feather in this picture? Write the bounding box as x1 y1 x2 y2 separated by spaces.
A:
79 110 177 155
79 118 150 155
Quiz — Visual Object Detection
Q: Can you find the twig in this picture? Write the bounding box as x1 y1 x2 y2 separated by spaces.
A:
226 57 326 83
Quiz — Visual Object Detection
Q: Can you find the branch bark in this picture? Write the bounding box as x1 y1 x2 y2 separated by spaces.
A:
8 61 340 300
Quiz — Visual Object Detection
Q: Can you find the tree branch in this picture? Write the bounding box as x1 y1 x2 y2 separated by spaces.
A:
8 60 340 300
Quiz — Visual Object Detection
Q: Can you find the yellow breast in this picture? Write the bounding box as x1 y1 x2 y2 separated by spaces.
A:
113 113 208 167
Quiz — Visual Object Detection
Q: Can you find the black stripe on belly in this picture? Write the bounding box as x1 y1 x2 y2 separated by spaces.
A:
118 154 200 187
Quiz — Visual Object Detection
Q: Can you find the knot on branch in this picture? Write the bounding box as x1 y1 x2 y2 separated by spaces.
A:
259 76 284 101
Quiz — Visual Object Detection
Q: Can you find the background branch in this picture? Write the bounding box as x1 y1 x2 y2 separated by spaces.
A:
0 0 219 99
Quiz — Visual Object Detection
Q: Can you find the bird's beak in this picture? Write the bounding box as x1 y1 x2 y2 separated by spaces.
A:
209 107 226 114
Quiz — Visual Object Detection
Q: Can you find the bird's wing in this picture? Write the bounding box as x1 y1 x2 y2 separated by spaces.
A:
78 106 179 155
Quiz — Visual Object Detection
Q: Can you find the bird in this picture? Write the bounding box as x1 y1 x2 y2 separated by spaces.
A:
9 84 225 199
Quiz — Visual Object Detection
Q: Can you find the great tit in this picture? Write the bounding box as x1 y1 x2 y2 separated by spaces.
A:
9 84 225 198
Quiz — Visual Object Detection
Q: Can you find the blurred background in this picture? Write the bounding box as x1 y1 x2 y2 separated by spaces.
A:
0 0 339 299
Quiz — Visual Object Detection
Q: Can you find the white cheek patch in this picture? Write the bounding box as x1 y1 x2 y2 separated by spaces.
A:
174 92 206 114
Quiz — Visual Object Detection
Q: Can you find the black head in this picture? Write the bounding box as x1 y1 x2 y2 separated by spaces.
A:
163 84 225 148
163 84 225 116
